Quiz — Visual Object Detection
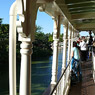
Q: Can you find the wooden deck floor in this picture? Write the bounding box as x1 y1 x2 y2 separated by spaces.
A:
68 59 95 95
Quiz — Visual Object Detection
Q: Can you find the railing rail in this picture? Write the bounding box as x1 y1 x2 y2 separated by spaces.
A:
43 59 71 95
49 59 71 95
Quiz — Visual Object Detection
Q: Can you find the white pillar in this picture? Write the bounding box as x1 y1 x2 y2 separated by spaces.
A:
51 16 61 85
61 22 68 94
19 38 32 95
66 26 72 87
70 28 74 58
62 23 68 70
74 32 77 41
16 1 38 94
67 26 72 62
51 39 59 85
9 2 17 95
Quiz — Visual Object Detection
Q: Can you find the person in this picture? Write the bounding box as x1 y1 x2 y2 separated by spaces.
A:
88 31 93 57
79 36 88 61
77 37 82 51
71 41 82 82
88 31 93 45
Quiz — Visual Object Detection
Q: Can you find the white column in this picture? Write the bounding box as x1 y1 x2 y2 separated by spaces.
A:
62 23 68 70
61 22 68 94
16 1 38 95
19 38 32 95
70 28 74 58
73 31 76 40
74 32 77 41
67 26 72 86
51 16 61 85
67 26 72 62
51 39 59 85
9 2 17 95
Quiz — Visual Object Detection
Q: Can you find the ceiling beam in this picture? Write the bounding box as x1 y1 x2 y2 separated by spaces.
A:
67 1 95 6
71 12 95 20
75 23 95 31
69 6 95 11
70 10 95 14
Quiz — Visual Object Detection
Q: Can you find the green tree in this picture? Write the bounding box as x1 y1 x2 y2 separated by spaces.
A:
59 33 63 42
48 33 53 42
0 24 9 64
32 26 52 60
0 18 3 25
0 24 53 63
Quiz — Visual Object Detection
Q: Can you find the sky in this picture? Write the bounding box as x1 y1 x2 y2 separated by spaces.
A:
0 0 89 36
0 0 54 34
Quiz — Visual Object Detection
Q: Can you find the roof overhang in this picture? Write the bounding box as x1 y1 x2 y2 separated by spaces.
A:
38 0 95 31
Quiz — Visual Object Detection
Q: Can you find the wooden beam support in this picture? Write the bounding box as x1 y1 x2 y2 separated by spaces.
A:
75 23 95 31
71 12 95 20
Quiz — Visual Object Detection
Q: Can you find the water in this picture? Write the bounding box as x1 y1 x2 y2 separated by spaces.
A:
0 49 63 95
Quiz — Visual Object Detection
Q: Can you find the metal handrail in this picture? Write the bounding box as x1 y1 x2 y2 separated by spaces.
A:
49 59 71 95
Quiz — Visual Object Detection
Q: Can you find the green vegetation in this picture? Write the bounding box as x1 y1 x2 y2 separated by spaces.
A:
0 22 53 63
0 18 63 63
0 18 3 25
0 24 9 64
32 26 53 60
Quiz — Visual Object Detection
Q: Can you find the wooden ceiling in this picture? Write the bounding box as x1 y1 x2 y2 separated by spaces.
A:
55 0 95 31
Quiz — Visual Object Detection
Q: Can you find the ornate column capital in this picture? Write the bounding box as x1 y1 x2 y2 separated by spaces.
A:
52 15 61 40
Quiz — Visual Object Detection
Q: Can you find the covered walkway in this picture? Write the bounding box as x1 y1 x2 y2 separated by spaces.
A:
9 0 95 95
69 59 95 95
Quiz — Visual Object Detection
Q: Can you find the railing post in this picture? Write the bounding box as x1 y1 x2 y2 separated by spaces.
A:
51 15 61 95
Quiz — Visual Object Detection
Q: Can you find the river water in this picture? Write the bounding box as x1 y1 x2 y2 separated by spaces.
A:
0 49 63 95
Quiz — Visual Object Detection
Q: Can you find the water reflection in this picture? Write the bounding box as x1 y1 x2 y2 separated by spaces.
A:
31 57 52 95
32 49 63 95
0 49 63 95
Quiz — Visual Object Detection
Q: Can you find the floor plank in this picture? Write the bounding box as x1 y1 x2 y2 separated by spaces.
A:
68 59 95 95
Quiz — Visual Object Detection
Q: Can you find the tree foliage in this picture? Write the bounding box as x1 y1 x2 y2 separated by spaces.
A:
32 26 53 60
0 24 53 63
0 24 9 64
0 22 63 63
0 18 3 25
59 33 63 42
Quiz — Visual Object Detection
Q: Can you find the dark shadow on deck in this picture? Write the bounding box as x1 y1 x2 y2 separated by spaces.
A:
68 59 95 95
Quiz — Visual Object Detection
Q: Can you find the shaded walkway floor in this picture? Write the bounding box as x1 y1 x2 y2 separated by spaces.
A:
68 59 95 95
